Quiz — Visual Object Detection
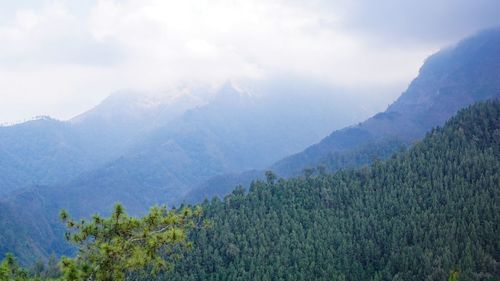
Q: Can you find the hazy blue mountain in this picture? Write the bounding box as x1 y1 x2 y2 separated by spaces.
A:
0 88 205 196
69 87 207 155
0 77 372 264
0 193 69 265
272 28 500 177
0 117 97 195
184 28 500 203
22 79 369 219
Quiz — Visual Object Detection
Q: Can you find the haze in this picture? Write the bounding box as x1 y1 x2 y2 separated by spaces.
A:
0 0 499 123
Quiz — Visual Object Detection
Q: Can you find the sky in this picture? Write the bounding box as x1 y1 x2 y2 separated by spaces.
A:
0 0 499 123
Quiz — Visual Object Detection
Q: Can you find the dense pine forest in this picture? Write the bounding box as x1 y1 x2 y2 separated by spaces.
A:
157 100 500 281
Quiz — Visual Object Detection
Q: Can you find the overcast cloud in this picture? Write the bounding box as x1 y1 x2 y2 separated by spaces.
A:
0 0 499 123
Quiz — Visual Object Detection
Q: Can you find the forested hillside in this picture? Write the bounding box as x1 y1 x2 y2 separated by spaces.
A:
163 100 500 281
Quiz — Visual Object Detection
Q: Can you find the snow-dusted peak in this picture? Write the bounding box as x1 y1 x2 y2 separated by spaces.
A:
70 85 208 127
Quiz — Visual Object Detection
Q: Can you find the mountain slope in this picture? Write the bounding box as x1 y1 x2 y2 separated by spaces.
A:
69 87 207 156
0 193 70 265
271 28 500 177
183 28 500 203
0 118 98 195
0 89 204 196
27 79 367 218
0 78 370 264
164 100 500 281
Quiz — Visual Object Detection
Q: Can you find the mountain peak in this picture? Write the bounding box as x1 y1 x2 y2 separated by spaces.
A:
388 28 500 116
203 81 256 110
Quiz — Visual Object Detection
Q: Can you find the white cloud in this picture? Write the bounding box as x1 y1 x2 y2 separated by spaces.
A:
0 0 497 123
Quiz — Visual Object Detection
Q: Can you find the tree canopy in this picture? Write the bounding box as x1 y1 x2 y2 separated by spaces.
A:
59 204 202 281
1 203 202 281
160 101 500 281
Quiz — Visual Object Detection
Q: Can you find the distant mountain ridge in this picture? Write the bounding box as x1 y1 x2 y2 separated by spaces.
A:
22 79 367 218
184 28 500 202
0 87 206 196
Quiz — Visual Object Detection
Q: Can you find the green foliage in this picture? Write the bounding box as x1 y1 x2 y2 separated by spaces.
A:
321 138 406 173
264 170 277 184
0 253 31 281
448 270 460 281
159 101 500 281
58 203 202 281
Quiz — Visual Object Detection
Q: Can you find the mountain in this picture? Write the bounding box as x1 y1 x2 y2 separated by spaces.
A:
272 28 500 176
184 28 500 203
2 28 499 266
0 88 205 196
69 87 207 155
163 100 500 281
0 195 69 265
0 117 104 196
0 78 370 264
18 79 368 218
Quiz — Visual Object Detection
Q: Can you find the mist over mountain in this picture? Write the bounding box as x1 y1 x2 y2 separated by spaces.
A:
0 27 499 271
0 76 375 263
185 28 500 203
69 87 208 153
18 78 369 218
0 87 207 196
274 28 500 175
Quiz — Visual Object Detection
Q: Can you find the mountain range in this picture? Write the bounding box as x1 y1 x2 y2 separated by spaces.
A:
185 28 500 203
0 28 499 265
0 87 205 196
0 77 371 264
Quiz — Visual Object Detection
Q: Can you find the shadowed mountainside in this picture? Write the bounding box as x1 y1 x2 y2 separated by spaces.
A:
184 28 500 203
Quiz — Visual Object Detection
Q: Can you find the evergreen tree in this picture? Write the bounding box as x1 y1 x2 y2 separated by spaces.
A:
58 203 203 281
